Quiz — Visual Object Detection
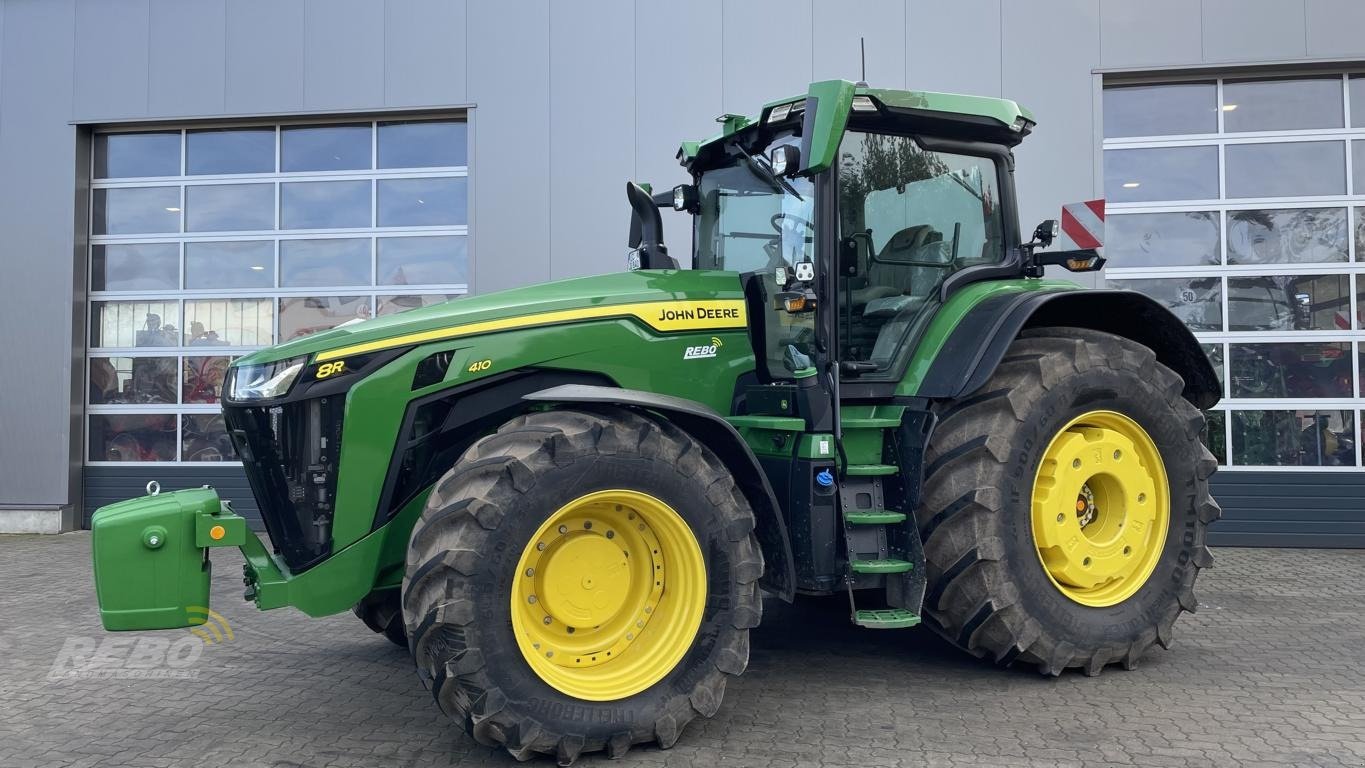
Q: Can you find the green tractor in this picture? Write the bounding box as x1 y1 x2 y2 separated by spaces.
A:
90 80 1221 763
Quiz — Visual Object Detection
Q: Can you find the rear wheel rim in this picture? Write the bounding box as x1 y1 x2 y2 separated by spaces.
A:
511 489 707 701
1031 410 1170 608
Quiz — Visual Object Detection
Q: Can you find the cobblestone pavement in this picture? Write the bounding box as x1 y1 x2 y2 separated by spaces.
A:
1 533 1363 768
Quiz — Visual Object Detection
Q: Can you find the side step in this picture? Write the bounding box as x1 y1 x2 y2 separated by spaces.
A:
850 558 913 574
854 608 921 629
843 510 907 525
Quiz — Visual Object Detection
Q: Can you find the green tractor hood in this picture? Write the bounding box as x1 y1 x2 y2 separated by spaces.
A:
235 269 748 367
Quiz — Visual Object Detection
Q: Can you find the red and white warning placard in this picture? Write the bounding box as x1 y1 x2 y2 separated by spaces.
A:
1060 199 1105 249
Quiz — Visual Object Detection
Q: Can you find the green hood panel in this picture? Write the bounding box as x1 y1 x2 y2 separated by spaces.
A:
235 270 746 366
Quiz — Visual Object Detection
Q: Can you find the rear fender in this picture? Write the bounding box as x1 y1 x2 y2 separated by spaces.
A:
916 288 1220 409
524 384 797 602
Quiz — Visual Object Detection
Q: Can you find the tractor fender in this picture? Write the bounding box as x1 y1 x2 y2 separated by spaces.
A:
524 383 797 602
916 288 1221 409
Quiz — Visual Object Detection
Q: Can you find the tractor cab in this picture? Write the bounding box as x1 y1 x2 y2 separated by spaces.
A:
632 81 1098 393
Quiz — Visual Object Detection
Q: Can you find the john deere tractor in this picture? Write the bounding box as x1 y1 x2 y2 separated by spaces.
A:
91 80 1221 763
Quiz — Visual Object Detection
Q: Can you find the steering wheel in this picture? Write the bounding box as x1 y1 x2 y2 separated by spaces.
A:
770 212 815 239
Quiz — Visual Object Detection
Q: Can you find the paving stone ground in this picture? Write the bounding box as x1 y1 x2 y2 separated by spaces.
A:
1 533 1363 768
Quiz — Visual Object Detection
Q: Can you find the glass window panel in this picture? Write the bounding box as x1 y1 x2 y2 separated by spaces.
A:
1222 77 1344 132
1104 212 1220 267
1352 141 1365 193
1231 410 1357 467
279 295 371 341
1352 77 1365 128
1201 344 1225 391
89 413 178 462
281 123 372 172
1102 82 1216 138
94 132 181 178
1358 273 1364 329
91 243 179 292
377 120 467 168
186 127 275 175
1103 147 1218 203
1204 409 1226 466
186 183 274 232
1228 274 1352 332
183 298 273 346
1224 142 1345 198
280 238 371 287
377 177 467 226
1107 277 1223 331
377 236 467 285
184 241 274 289
1227 208 1347 264
90 300 180 348
92 187 181 235
377 294 459 316
1229 342 1354 398
280 180 371 229
182 414 236 462
88 356 177 405
183 356 234 404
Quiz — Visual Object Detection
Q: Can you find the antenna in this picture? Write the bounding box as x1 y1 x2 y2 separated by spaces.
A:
856 37 868 87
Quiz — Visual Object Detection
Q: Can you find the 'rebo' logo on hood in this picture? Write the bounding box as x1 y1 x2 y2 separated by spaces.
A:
683 337 724 360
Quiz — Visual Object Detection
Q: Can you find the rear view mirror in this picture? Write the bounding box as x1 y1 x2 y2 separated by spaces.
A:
770 145 800 176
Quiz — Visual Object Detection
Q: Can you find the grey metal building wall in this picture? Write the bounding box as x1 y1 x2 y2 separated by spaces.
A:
1 0 1363 543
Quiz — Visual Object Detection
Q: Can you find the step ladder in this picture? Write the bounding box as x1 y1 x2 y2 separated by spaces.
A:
838 471 926 629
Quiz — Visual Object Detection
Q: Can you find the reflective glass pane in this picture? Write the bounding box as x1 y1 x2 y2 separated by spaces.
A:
88 356 177 405
1222 77 1343 132
279 295 370 341
185 241 274 289
280 180 371 229
1224 142 1345 198
1227 208 1347 264
377 120 467 168
1352 141 1365 193
185 183 274 232
91 243 179 292
1107 277 1223 331
89 414 177 462
1103 147 1218 203
1204 409 1226 466
183 298 273 346
1102 82 1216 138
281 123 371 172
92 187 181 235
1351 77 1365 128
90 300 180 348
280 238 371 287
377 177 466 226
1228 274 1351 332
377 294 458 315
1232 410 1357 466
182 414 236 461
377 236 467 285
183 356 233 404
1201 343 1225 390
186 128 275 175
1104 212 1220 267
1358 272 1365 329
95 132 180 178
1229 342 1354 398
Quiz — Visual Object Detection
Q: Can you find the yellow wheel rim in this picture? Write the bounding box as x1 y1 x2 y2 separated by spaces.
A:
1031 410 1169 608
511 489 707 701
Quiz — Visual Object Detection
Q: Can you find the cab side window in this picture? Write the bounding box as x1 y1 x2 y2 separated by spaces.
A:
837 132 1005 368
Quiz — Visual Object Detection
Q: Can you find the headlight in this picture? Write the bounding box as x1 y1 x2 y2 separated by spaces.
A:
227 356 306 400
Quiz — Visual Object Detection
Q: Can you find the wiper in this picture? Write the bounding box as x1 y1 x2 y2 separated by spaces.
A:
734 143 804 202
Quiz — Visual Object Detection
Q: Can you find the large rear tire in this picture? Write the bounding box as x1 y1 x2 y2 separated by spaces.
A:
918 328 1220 675
403 408 762 764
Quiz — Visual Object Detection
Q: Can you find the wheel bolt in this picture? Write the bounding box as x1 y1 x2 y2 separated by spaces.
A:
1082 557 1092 566
528 595 537 604
546 651 554 658
558 525 568 534
543 616 552 625
638 524 645 531
1113 449 1122 460
567 627 575 634
1138 493 1147 503
1123 546 1132 556
1072 458 1082 469
606 530 615 539
1056 513 1065 523
537 542 546 551
525 568 535 577
584 521 593 530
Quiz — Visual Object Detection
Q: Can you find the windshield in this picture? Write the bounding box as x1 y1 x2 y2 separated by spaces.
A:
695 136 816 273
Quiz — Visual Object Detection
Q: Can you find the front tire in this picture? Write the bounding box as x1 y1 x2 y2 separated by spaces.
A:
403 408 762 763
918 328 1220 675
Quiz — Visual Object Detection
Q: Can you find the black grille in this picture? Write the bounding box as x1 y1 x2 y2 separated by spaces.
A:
224 396 346 571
